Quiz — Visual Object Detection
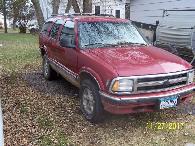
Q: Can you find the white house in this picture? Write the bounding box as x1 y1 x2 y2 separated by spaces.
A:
0 13 11 28
39 0 130 20
0 13 4 27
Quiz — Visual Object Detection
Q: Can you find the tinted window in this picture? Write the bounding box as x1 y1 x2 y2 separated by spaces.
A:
50 23 61 39
60 21 75 45
41 22 52 35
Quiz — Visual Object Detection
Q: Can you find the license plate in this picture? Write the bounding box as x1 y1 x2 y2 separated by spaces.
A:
159 96 178 109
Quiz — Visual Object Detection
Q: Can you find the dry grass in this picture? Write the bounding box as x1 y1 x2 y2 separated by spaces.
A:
0 33 195 146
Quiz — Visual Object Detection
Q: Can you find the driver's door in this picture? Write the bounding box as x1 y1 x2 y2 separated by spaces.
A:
58 20 78 74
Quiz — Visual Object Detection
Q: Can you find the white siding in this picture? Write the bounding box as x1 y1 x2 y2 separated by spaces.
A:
0 13 10 28
0 14 4 25
92 0 126 18
39 0 127 20
130 0 195 25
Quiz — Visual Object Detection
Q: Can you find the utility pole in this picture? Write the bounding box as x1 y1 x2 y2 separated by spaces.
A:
3 0 8 33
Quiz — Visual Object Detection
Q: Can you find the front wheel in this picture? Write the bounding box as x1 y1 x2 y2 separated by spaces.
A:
42 55 57 80
80 79 104 123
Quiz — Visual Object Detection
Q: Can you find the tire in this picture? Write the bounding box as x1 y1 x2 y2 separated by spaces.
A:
80 79 104 123
42 55 57 80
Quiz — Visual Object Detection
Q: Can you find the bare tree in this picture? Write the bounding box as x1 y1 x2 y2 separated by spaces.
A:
31 0 44 28
65 0 80 13
12 0 27 30
83 0 92 13
52 0 60 14
3 0 7 33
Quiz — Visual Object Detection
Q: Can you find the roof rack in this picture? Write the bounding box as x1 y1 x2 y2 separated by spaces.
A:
51 13 115 18
95 14 114 17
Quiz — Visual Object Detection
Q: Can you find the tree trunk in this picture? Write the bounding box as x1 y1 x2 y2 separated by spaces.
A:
31 0 44 29
65 0 80 13
3 0 7 33
52 0 60 14
83 0 92 13
12 18 17 30
65 0 72 13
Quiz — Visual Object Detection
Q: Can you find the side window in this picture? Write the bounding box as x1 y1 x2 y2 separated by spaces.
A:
59 21 75 47
50 23 61 39
41 22 52 35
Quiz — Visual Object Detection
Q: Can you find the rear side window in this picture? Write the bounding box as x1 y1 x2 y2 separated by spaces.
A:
41 22 52 35
60 21 75 42
50 23 61 39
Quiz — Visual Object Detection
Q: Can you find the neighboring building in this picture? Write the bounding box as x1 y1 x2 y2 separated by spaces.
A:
130 0 195 25
130 0 195 42
92 0 130 19
0 13 11 28
39 0 130 20
0 13 4 28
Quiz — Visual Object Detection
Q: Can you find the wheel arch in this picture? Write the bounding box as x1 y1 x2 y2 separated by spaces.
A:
79 69 105 91
40 45 48 57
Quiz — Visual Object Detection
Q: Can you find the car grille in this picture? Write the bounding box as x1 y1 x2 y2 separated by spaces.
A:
135 71 188 93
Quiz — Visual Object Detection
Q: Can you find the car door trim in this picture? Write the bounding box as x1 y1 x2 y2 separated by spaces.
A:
48 58 80 87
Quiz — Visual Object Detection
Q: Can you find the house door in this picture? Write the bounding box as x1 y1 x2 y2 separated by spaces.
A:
95 6 100 15
115 10 120 18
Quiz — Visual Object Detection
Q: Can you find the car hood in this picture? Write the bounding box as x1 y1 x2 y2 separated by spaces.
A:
87 46 192 76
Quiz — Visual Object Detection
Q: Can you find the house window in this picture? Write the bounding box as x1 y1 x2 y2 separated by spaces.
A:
115 10 120 18
95 6 100 15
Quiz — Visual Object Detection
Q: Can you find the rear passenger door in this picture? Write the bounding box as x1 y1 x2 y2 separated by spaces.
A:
39 21 53 52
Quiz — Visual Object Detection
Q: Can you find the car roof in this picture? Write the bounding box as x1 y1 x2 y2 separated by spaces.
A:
45 14 129 24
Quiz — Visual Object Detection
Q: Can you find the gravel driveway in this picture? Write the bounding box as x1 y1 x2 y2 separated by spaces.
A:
1 65 195 146
0 66 4 145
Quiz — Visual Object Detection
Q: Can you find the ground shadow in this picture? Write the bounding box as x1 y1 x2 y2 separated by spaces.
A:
22 69 195 130
23 69 79 97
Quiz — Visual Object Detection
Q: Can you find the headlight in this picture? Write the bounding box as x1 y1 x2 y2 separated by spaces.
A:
188 70 194 84
110 78 134 93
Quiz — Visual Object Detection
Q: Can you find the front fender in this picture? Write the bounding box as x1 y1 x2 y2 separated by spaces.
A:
79 67 106 90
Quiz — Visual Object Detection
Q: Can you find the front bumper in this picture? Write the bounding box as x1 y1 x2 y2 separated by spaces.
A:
100 84 195 114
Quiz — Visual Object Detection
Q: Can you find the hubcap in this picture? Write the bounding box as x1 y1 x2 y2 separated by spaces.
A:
82 88 95 115
44 59 49 76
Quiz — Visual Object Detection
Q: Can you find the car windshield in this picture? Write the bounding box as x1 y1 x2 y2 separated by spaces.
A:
78 21 148 49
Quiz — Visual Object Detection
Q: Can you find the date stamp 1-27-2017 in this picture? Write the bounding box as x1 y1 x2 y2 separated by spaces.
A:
146 122 185 131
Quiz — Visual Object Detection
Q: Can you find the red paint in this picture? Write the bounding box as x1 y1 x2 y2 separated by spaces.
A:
39 15 195 115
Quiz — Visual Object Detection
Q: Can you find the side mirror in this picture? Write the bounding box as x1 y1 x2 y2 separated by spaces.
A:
60 35 75 48
192 48 195 55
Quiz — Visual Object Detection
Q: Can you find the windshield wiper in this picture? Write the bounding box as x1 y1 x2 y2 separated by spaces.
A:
84 42 147 49
84 43 118 48
131 43 148 46
84 43 104 47
117 42 147 46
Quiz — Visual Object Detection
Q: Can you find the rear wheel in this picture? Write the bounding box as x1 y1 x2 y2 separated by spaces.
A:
42 55 57 80
80 79 104 123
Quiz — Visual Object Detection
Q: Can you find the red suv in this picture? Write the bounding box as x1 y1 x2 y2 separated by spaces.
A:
39 14 195 122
